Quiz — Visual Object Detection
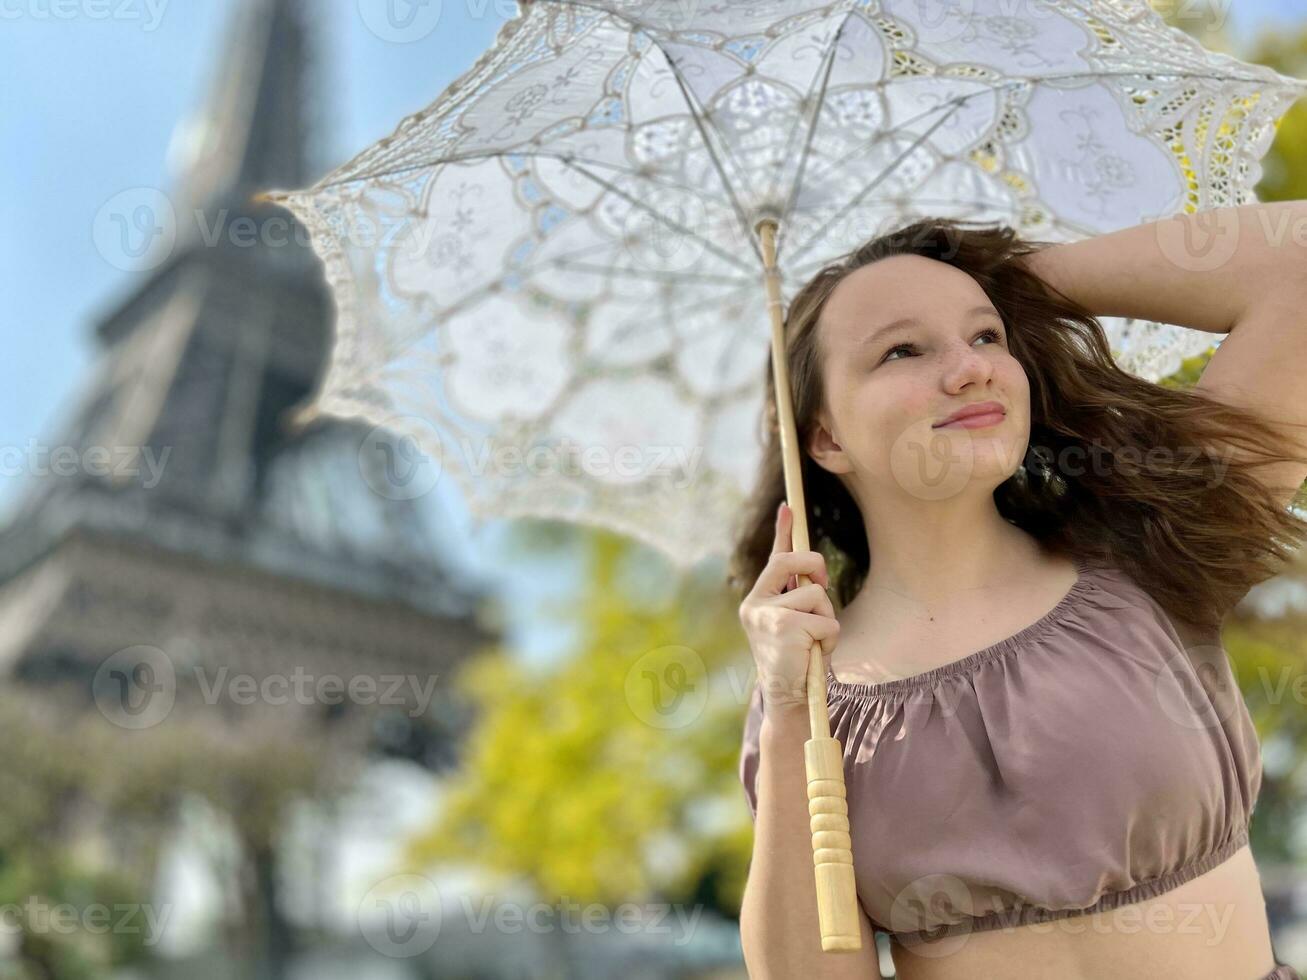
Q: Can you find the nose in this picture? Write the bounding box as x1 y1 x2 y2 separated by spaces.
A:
941 338 995 392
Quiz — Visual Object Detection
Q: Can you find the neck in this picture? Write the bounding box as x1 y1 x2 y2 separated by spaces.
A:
852 488 1049 607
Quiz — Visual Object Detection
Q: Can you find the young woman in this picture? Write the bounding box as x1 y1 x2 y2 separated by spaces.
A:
729 206 1307 980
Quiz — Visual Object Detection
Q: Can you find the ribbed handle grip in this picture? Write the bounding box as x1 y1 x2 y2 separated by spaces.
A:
806 711 861 951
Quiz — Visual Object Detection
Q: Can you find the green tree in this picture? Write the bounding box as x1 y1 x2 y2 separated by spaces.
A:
406 524 756 917
1247 30 1307 203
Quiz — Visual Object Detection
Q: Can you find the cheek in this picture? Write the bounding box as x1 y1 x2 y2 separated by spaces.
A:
995 355 1029 394
860 377 934 423
858 381 939 469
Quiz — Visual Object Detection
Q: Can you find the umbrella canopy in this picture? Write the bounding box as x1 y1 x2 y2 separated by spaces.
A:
257 0 1306 571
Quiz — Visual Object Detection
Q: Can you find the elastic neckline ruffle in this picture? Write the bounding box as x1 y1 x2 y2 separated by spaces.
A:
825 552 1097 699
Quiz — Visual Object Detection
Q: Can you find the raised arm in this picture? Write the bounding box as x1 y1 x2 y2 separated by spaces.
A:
1016 201 1307 510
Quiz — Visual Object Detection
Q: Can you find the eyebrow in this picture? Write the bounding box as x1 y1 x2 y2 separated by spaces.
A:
859 305 1003 348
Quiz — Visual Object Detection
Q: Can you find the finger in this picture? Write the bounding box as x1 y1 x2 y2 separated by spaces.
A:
774 506 830 585
791 610 841 655
770 501 792 556
769 582 836 620
758 550 829 597
772 505 831 590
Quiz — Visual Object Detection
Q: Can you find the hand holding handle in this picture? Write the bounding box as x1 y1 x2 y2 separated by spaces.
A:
756 218 861 953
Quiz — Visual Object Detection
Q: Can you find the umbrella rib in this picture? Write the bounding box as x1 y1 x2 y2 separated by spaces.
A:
334 146 741 283
705 283 770 395
510 231 741 284
302 147 718 203
559 157 755 273
598 278 759 359
783 94 967 268
781 198 994 280
1025 67 1304 85
774 78 1079 245
775 64 1295 264
368 236 758 371
779 79 1014 244
773 9 851 250
506 171 753 286
531 0 761 259
790 110 944 207
655 43 763 265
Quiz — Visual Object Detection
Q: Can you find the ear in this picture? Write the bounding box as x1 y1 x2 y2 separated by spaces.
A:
807 410 853 475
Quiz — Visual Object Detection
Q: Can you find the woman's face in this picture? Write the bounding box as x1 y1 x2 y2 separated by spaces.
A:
809 253 1031 503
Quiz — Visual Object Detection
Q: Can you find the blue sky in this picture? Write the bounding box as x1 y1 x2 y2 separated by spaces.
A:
0 0 1302 625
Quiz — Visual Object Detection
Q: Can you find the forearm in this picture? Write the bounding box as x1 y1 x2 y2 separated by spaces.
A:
1017 201 1307 335
739 701 878 979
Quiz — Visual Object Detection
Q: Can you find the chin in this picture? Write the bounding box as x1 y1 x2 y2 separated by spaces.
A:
886 427 1025 502
947 434 1018 480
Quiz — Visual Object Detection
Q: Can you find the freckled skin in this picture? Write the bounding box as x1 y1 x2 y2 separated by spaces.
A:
805 253 1032 506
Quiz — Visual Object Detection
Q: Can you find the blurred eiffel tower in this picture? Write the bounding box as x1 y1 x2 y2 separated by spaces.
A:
0 0 495 769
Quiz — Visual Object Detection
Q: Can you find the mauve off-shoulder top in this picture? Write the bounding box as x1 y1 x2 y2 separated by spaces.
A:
738 554 1264 944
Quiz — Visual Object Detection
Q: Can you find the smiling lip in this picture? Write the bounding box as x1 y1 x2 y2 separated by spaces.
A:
933 401 1006 429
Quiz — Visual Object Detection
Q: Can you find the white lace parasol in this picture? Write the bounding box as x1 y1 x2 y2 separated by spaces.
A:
258 0 1307 571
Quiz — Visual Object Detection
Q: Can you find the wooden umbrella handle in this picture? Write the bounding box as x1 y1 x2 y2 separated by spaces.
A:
755 218 861 952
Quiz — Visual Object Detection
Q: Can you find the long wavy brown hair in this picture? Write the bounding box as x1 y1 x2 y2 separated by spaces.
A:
725 217 1307 632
